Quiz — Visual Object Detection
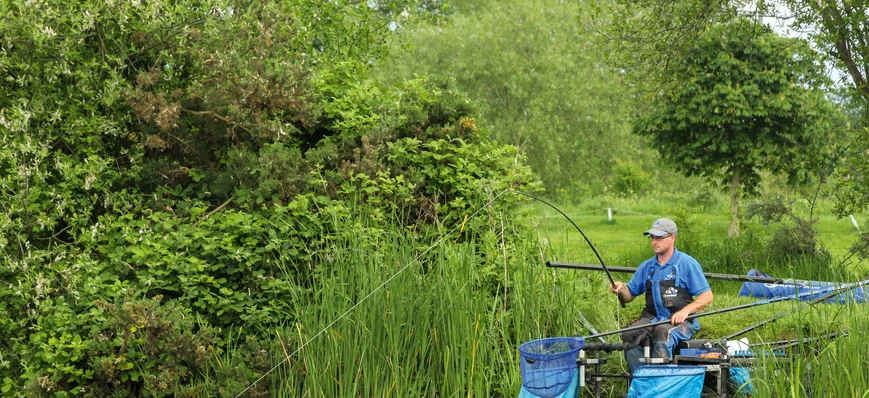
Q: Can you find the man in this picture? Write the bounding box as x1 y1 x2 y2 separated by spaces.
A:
608 218 713 374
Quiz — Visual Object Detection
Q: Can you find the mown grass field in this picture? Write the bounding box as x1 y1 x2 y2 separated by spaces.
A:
528 199 866 263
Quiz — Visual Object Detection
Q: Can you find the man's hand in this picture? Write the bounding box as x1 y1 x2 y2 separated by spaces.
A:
670 309 692 325
609 281 625 295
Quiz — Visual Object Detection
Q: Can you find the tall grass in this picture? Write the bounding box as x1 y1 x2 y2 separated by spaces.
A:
751 299 869 397
206 214 584 397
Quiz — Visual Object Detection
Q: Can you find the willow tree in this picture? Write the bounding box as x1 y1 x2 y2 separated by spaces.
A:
633 18 834 236
380 0 639 198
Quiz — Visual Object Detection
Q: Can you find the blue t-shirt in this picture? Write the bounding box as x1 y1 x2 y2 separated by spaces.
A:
625 248 710 326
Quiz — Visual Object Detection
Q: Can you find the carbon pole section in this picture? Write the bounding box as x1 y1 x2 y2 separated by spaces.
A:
722 277 862 340
577 310 606 344
546 261 810 285
723 308 797 341
749 330 847 348
581 277 869 340
510 190 624 307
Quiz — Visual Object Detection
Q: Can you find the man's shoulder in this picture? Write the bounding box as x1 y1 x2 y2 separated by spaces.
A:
673 248 701 267
637 255 657 269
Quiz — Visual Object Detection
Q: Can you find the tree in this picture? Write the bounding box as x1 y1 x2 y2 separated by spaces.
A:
380 0 645 199
776 0 869 217
633 18 835 236
594 0 869 217
590 0 740 102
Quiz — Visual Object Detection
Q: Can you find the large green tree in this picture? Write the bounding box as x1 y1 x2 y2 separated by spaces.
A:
381 0 644 199
778 0 869 217
633 18 834 236
594 0 869 217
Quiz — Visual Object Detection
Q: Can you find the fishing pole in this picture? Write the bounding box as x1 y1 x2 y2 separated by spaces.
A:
750 330 847 349
722 279 866 340
509 190 625 307
547 262 811 285
581 277 869 340
577 310 606 344
723 308 797 341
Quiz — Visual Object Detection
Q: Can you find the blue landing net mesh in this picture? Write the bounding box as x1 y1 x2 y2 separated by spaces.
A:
518 337 584 398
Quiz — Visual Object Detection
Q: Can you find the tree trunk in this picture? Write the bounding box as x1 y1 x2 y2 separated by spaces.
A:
728 167 742 237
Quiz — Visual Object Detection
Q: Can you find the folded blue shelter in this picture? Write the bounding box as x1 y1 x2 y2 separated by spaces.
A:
738 270 867 304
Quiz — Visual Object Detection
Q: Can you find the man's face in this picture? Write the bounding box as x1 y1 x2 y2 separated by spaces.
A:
649 234 675 255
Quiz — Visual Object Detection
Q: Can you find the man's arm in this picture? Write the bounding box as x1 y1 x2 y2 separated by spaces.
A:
670 290 713 325
609 281 637 303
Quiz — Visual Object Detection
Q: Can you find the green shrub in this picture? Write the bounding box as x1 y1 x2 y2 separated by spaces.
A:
0 2 539 396
745 198 832 269
610 159 652 197
21 293 215 398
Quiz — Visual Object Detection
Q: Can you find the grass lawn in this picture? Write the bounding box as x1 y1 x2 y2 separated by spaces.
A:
525 201 866 270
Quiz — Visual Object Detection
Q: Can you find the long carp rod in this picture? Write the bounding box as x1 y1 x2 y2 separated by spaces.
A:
510 191 625 307
581 277 869 340
547 261 814 285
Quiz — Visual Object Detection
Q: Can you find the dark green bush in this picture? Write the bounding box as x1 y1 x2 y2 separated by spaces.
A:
0 1 538 396
745 198 832 269
19 293 215 398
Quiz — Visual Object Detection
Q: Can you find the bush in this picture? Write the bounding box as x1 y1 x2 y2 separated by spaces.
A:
0 2 539 396
745 198 832 267
19 293 215 398
610 159 652 197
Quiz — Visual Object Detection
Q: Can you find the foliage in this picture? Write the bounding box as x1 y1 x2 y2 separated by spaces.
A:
0 0 538 395
633 18 836 236
744 197 832 264
833 128 869 217
610 159 652 197
236 212 578 397
744 196 794 226
592 0 869 251
766 218 830 261
591 0 746 102
772 0 869 218
16 292 216 398
847 231 869 264
380 0 645 199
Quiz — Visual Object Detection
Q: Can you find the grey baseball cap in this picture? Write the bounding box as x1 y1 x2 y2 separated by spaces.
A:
643 218 678 237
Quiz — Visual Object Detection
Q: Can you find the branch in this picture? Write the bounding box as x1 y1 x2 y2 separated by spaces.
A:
182 108 253 135
820 3 869 101
195 196 235 226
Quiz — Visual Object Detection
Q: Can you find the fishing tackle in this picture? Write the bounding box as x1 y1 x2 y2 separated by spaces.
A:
509 190 624 307
547 261 810 285
582 277 869 340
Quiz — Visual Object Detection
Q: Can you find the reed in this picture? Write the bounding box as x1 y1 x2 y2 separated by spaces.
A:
216 214 579 397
